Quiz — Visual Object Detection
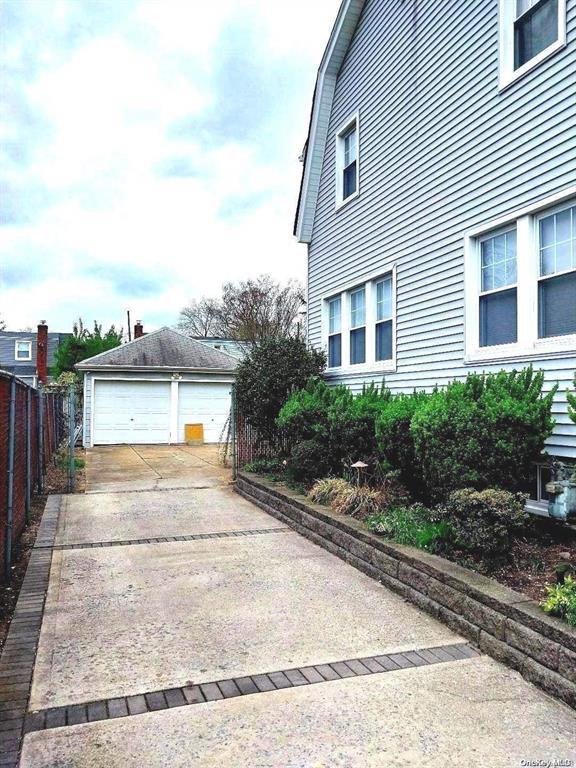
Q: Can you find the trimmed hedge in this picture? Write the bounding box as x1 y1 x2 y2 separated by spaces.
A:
275 366 556 501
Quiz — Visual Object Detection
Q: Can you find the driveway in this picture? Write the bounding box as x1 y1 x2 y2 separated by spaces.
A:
11 447 576 766
84 444 230 492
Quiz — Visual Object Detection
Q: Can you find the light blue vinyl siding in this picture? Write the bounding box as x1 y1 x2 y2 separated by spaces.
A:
306 0 576 457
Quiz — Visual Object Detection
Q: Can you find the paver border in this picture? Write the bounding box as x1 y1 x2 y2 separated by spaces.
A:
23 642 479 733
0 495 61 768
235 472 576 710
36 527 289 551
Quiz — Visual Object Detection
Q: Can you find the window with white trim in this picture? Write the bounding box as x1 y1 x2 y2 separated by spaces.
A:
335 114 359 207
538 205 576 338
499 0 566 88
465 196 576 362
328 296 342 368
323 270 396 371
375 277 393 361
349 287 366 365
479 229 518 347
15 340 32 360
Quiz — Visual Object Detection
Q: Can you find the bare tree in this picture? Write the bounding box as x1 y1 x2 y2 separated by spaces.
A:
219 276 304 343
177 275 305 344
177 298 223 337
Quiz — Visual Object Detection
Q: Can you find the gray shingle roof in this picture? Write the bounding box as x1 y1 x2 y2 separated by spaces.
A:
76 328 238 371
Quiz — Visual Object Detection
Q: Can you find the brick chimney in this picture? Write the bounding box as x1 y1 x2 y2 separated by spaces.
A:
134 321 144 339
37 322 48 384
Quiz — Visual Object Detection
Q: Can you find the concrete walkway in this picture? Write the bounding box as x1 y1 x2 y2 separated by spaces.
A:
14 447 576 766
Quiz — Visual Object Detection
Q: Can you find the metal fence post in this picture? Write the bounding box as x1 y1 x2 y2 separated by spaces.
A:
4 377 16 582
231 383 237 481
37 386 44 494
68 386 76 493
25 387 31 524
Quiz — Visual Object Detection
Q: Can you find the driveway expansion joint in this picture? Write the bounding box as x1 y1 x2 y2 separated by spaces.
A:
33 527 290 551
23 642 480 734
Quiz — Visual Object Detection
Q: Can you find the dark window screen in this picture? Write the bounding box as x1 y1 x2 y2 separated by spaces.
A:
350 327 365 364
375 320 392 361
538 272 576 338
479 288 518 347
343 161 357 199
328 334 341 367
514 0 558 69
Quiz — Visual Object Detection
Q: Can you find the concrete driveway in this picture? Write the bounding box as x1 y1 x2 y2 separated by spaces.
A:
84 444 230 492
15 448 576 766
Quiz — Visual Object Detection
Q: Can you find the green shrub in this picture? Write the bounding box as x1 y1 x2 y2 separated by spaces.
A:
329 383 391 465
375 392 428 495
439 488 529 560
540 575 576 626
236 337 325 442
366 504 452 553
308 478 351 505
411 368 556 500
331 485 385 520
286 440 330 484
278 380 390 472
568 373 576 425
277 379 345 444
243 457 283 475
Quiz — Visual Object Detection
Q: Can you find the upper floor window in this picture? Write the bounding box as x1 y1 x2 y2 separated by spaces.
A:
349 287 366 365
335 113 359 208
499 0 566 88
15 341 32 360
328 296 342 368
465 194 576 362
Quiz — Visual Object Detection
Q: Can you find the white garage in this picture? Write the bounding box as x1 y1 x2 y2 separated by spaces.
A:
77 327 238 447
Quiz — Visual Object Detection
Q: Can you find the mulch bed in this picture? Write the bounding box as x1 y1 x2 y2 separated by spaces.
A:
0 450 86 653
447 518 576 602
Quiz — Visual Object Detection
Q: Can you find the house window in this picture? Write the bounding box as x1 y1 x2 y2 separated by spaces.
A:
465 193 576 362
15 341 32 360
375 277 393 361
499 0 566 88
335 114 359 208
328 296 342 368
515 0 558 68
479 230 518 347
538 204 576 338
349 287 365 365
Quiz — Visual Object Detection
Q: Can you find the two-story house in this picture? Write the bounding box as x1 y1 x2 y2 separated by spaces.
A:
0 324 69 387
295 0 576 513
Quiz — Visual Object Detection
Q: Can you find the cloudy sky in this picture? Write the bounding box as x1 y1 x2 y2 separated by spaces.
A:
0 0 338 332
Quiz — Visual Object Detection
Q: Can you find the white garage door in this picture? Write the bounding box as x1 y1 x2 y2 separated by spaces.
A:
177 382 231 444
93 380 171 445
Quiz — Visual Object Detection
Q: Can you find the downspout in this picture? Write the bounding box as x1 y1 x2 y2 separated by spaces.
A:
5 377 16 582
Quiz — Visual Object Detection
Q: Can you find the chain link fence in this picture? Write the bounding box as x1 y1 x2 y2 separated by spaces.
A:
231 384 291 478
0 372 73 582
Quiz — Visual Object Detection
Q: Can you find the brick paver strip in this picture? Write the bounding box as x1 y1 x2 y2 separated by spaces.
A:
23 643 480 734
0 496 61 768
34 527 289 551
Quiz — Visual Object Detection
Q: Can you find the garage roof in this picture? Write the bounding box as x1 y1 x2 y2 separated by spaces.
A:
76 327 239 372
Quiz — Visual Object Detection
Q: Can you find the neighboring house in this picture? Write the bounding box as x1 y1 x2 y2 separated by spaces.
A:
195 337 252 359
0 324 69 387
77 327 238 447
295 0 576 514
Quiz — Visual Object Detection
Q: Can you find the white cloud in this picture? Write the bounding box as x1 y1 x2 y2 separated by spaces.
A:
0 0 340 332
